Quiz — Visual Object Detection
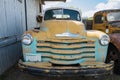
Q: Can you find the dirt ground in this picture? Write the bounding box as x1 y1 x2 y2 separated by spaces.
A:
0 66 120 80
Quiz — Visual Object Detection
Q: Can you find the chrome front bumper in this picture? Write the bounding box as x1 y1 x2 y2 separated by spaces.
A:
18 60 113 77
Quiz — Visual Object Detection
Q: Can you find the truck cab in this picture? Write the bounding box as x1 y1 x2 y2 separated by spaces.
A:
93 9 120 74
19 8 113 77
93 9 120 34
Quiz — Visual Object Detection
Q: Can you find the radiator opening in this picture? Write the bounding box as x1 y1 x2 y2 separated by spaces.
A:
52 63 80 67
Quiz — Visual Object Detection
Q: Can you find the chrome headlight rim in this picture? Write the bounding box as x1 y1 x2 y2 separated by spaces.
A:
22 34 33 45
99 35 110 46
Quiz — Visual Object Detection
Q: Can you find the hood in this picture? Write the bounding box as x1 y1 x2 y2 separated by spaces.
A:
109 21 120 28
40 20 86 38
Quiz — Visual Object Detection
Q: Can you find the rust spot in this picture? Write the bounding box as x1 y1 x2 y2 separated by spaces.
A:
19 61 113 71
110 33 120 52
44 70 50 73
23 48 31 53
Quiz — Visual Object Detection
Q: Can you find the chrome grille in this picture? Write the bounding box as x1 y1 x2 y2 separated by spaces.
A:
36 39 96 65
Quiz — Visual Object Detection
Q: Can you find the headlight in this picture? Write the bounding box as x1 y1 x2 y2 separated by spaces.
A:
99 35 110 46
22 34 33 45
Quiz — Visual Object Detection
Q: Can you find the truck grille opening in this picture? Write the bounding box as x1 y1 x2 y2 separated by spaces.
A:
36 39 96 65
52 63 80 67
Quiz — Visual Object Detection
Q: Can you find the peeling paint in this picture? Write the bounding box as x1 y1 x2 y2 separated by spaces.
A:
20 8 112 77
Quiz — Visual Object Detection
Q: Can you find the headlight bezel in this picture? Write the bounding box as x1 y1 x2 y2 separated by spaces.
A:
99 35 110 46
22 34 33 45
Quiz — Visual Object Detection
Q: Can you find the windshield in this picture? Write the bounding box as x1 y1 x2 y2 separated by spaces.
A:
107 12 120 22
44 9 81 21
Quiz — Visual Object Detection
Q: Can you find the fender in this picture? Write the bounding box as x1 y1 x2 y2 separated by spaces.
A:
86 30 107 39
109 33 120 52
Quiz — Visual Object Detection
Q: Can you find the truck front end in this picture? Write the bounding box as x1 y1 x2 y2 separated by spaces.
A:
19 8 113 77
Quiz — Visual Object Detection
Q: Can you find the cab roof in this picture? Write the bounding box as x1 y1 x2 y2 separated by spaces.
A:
95 9 120 14
44 7 80 14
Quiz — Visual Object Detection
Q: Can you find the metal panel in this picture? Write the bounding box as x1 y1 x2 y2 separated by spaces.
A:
0 0 25 38
0 0 25 75
26 0 40 30
0 0 7 38
21 0 26 32
15 0 23 35
0 0 41 75
0 42 22 75
5 0 16 36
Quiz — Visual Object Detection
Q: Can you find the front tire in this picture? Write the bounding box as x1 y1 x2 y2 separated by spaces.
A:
106 44 120 74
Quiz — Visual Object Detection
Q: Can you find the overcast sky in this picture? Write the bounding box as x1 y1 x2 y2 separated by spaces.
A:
43 0 120 18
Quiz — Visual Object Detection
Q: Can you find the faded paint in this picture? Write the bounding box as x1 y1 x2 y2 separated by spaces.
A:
20 8 112 76
95 39 108 62
23 20 109 65
19 61 113 71
93 9 120 34
86 30 106 39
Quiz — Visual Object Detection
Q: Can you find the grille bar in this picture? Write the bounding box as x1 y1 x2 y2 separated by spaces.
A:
42 53 95 60
37 48 95 54
37 43 95 49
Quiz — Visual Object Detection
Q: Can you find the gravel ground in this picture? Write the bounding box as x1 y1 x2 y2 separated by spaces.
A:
0 66 120 80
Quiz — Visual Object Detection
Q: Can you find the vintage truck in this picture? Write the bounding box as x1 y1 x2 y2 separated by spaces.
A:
19 8 113 77
93 9 120 74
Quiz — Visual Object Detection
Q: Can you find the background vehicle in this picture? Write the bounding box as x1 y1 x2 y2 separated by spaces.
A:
93 9 120 74
19 8 112 78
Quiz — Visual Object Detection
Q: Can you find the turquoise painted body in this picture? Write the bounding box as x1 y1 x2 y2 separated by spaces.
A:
23 38 37 61
95 39 108 62
23 37 108 64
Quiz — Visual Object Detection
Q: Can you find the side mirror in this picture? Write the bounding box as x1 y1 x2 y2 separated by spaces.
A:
36 15 43 23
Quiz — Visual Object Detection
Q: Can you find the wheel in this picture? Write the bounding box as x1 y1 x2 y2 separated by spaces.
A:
105 44 120 75
106 44 118 63
114 59 120 74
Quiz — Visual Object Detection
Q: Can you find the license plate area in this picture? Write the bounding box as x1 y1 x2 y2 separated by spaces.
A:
25 54 41 62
